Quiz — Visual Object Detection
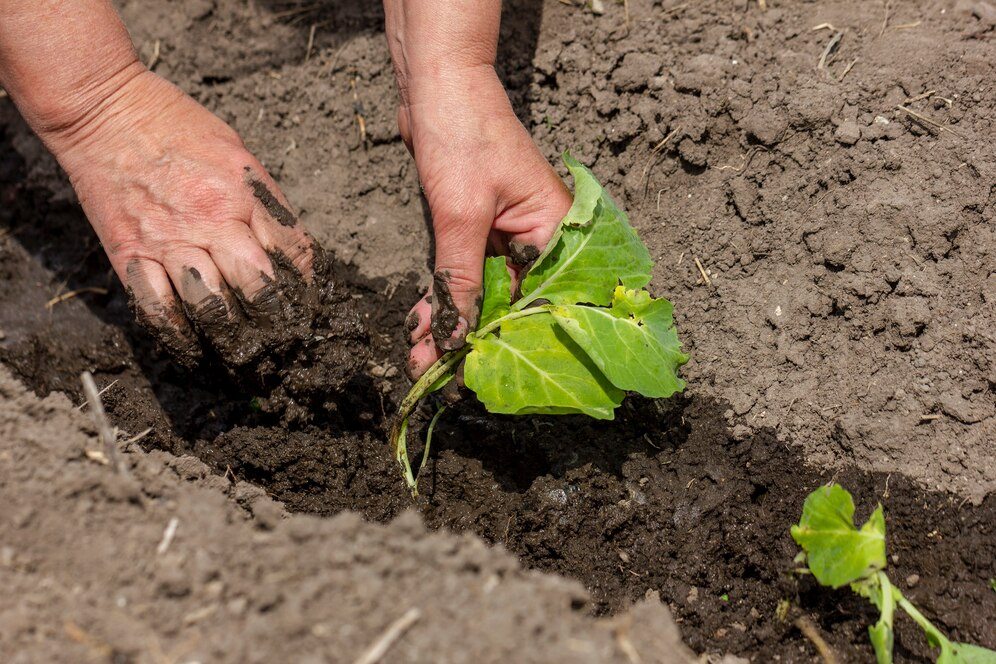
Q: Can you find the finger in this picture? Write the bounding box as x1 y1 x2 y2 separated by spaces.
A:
495 174 571 266
397 107 415 157
242 166 315 281
161 247 250 361
406 334 444 381
428 209 490 351
205 222 281 321
502 213 563 267
404 292 432 344
122 258 202 364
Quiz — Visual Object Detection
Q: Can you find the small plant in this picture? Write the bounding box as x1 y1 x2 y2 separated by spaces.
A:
792 484 996 663
391 153 688 495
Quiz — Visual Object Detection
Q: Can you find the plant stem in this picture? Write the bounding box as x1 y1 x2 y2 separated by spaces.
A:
395 347 468 422
417 406 447 487
391 347 468 495
390 303 554 496
892 586 951 650
472 304 553 338
877 572 895 626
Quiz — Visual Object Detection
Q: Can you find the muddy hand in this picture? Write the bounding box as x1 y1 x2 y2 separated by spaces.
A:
399 78 572 379
385 0 572 379
41 70 314 364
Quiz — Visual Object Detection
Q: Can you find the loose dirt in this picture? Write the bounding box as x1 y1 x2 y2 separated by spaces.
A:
1 0 994 661
0 367 693 663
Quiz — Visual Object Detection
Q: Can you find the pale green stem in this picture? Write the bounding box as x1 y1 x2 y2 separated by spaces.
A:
877 572 895 626
413 405 447 493
396 348 466 416
892 586 951 650
471 304 554 338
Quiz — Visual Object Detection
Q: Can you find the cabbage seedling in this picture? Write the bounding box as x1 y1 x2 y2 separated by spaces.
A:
391 153 688 495
792 484 996 663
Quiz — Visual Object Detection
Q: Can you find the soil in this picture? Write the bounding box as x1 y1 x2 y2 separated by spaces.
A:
0 366 695 664
1 0 994 662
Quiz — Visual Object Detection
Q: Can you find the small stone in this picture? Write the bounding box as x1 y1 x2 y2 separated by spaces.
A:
906 573 920 588
835 121 861 145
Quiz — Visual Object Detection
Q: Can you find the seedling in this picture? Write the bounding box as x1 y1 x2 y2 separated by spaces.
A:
391 153 688 495
792 484 996 663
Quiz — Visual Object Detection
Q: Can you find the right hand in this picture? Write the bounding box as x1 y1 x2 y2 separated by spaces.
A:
42 66 316 364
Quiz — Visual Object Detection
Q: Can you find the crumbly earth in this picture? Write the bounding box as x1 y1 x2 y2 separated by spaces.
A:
107 0 996 502
1 0 995 662
0 366 695 663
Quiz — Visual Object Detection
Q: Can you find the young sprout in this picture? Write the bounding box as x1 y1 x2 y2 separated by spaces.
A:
391 153 688 496
792 484 996 663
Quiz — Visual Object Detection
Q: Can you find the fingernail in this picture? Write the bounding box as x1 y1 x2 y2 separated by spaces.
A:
436 316 468 351
508 241 541 266
404 310 421 340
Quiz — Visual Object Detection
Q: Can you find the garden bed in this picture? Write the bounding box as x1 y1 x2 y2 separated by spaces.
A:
1 0 993 660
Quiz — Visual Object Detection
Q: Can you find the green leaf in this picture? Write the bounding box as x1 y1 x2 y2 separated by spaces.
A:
790 484 887 588
479 256 512 328
561 151 603 227
464 312 624 419
518 155 652 309
551 286 688 398
943 643 996 663
859 573 895 664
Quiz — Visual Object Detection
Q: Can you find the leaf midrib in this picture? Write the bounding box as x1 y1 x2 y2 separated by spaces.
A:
488 335 593 410
514 226 596 311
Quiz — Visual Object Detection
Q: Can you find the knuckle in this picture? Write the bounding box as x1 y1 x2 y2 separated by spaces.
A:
432 264 482 298
185 176 244 222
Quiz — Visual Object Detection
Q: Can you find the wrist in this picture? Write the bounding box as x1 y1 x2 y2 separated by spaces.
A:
40 68 190 174
30 59 149 148
383 0 500 107
0 0 148 152
404 63 502 109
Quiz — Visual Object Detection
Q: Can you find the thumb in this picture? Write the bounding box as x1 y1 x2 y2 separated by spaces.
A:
429 216 489 352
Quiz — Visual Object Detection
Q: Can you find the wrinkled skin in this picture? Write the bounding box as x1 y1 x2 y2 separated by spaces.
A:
45 68 318 365
383 0 573 381
38 68 368 415
394 66 572 380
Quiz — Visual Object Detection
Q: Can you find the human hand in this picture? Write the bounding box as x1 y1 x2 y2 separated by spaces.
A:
42 68 316 365
396 66 572 379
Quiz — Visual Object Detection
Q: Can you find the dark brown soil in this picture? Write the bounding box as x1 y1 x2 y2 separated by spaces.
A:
1 0 994 661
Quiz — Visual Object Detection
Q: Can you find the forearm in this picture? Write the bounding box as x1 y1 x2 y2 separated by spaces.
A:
0 0 143 140
383 0 501 105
